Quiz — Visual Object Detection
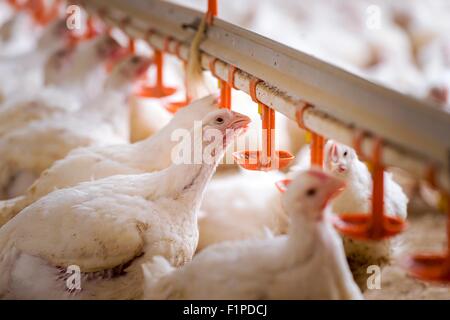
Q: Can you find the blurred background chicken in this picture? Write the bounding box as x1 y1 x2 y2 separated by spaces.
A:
0 4 41 57
0 55 151 199
322 141 408 285
0 0 448 301
0 18 71 102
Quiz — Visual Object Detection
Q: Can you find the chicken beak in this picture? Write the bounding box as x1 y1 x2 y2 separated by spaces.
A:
135 60 152 79
321 174 346 209
109 46 129 61
229 112 251 131
275 179 292 193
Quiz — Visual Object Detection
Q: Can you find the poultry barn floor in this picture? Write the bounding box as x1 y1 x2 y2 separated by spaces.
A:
362 203 450 300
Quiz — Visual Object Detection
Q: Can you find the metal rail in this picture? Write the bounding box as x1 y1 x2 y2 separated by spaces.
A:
75 0 450 192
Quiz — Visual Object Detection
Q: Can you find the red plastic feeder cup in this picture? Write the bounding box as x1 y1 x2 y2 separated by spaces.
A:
233 78 294 171
166 42 191 113
234 149 294 171
29 0 60 26
332 138 406 241
136 36 177 98
403 194 450 283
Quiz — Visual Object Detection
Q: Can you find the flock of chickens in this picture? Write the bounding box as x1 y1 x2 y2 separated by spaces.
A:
0 0 443 300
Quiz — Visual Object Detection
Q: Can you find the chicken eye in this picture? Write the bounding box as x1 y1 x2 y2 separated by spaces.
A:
131 57 140 64
215 117 224 124
343 151 348 157
305 188 317 197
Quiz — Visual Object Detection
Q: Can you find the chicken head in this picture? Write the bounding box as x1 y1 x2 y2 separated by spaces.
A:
283 168 346 220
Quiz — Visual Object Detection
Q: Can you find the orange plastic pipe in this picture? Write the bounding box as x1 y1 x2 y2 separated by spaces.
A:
222 65 238 110
295 103 324 168
209 58 231 109
166 41 191 112
261 104 275 165
370 140 385 238
219 80 231 109
310 132 325 167
84 17 97 40
129 38 136 54
446 196 450 268
154 49 164 91
207 0 217 25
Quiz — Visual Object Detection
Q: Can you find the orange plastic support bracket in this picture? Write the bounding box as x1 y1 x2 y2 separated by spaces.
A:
251 78 275 163
209 58 219 78
136 34 177 98
210 58 231 109
249 78 263 104
174 41 185 61
294 102 324 168
165 40 191 113
310 132 325 168
84 17 98 40
119 18 136 54
295 102 313 131
228 65 238 90
233 77 294 171
353 129 366 161
370 139 385 238
128 38 136 54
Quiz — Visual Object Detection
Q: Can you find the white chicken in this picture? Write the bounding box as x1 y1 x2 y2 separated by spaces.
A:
417 34 450 109
323 140 408 282
0 1 14 27
126 14 211 143
324 140 408 219
286 141 408 284
144 168 363 300
0 18 71 102
43 34 127 103
197 169 288 251
287 141 408 218
0 35 124 136
0 94 219 224
191 85 301 252
0 87 79 137
0 55 151 199
0 9 41 57
0 109 250 299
